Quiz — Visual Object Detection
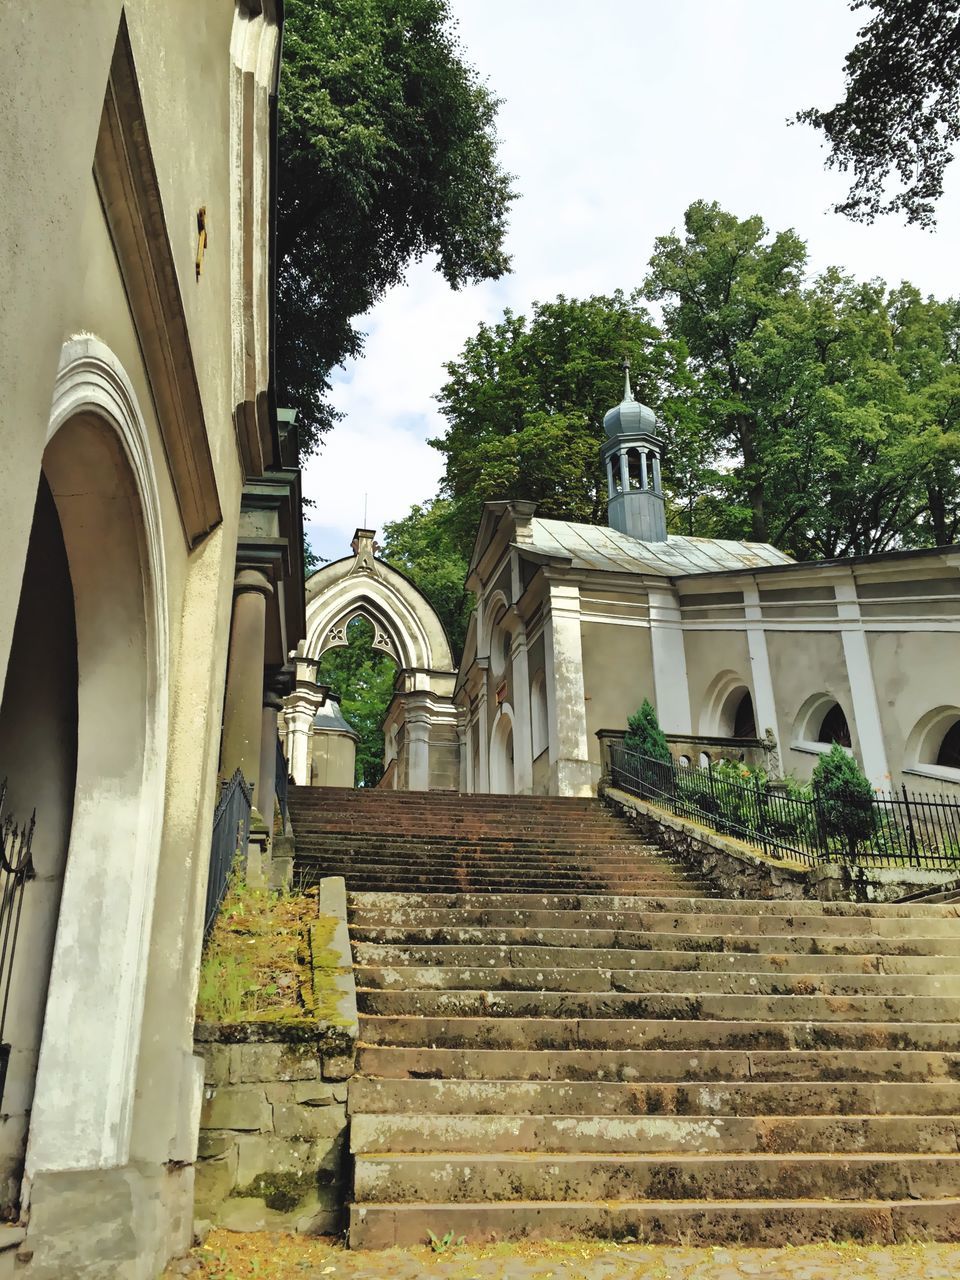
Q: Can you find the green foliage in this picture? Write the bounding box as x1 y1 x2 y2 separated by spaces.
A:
812 744 876 857
277 0 515 455
380 499 471 660
426 1229 465 1254
431 291 692 554
624 699 672 765
796 1 960 227
317 617 396 787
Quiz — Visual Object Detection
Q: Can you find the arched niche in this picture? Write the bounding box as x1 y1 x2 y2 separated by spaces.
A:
792 693 853 755
490 703 516 795
699 670 754 738
24 337 169 1182
906 705 960 781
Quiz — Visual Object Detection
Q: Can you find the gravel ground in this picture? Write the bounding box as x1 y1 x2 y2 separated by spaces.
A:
166 1230 960 1280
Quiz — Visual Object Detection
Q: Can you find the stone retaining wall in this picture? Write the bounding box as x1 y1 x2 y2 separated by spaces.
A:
603 786 959 902
192 877 357 1235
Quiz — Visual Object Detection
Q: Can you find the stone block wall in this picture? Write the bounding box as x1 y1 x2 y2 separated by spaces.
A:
604 785 960 902
193 1028 353 1234
192 876 358 1235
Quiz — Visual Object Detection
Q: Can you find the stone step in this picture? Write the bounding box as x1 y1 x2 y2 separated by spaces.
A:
348 891 959 918
353 963 957 997
351 942 960 975
349 1111 960 1155
304 875 706 897
354 1046 960 1082
347 1197 960 1249
358 1013 960 1052
347 905 960 938
356 991 960 1026
348 924 960 955
352 1150 960 1203
346 1077 960 1118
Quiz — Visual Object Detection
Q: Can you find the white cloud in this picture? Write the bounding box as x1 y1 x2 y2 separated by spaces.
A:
304 0 960 557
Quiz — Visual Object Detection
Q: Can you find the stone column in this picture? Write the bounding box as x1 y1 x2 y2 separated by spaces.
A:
256 689 285 835
476 679 490 793
286 698 316 786
648 584 692 734
544 581 592 796
835 575 891 787
741 582 782 775
405 704 431 791
220 569 273 804
510 629 534 795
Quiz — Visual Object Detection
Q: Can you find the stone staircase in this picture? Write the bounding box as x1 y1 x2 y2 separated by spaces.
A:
287 789 960 1249
287 787 708 895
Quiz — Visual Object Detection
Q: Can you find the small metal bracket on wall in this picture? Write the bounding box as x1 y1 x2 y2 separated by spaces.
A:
195 206 208 280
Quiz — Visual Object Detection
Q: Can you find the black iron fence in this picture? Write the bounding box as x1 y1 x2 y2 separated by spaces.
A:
204 769 252 938
275 737 289 832
0 781 35 1108
608 741 960 870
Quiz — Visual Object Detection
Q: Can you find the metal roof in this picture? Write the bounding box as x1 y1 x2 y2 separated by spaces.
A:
524 518 794 577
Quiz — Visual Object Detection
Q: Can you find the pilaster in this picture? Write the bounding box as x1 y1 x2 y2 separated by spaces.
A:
544 581 592 796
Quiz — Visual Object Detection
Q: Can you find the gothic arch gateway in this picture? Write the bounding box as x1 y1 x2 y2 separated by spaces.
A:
285 530 460 791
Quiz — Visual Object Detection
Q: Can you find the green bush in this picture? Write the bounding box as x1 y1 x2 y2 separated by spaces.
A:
812 744 875 857
624 699 672 764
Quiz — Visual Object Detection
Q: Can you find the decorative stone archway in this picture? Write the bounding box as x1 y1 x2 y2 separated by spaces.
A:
285 530 459 791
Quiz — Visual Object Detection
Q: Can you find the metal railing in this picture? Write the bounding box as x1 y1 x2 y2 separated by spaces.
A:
0 781 35 1109
608 742 960 870
204 770 252 939
275 737 289 832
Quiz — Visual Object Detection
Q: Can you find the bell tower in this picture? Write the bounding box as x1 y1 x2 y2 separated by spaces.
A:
601 360 667 543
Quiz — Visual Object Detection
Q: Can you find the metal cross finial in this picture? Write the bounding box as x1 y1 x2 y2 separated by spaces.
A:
623 357 635 402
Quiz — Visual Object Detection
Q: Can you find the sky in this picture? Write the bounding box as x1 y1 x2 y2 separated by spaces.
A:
302 0 960 564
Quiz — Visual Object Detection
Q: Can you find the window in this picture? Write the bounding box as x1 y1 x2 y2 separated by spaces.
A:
817 703 851 747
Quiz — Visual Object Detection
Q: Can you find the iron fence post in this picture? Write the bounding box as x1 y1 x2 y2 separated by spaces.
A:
901 784 921 869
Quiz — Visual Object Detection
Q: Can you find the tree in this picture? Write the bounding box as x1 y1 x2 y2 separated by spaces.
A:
796 1 960 227
624 699 672 765
645 200 808 544
317 617 396 787
812 743 876 858
379 499 471 660
431 291 691 553
277 0 515 456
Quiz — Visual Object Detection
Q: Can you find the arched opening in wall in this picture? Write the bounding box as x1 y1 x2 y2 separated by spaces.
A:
817 703 851 748
937 721 960 769
792 694 854 756
905 706 960 780
490 708 516 795
0 478 77 1214
626 448 644 491
317 615 397 787
732 692 756 738
531 670 549 760
14 373 169 1200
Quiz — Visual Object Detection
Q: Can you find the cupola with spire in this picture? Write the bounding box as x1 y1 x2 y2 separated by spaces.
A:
601 360 667 542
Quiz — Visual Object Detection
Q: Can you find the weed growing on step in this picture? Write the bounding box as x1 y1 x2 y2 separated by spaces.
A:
196 877 321 1024
427 1228 466 1254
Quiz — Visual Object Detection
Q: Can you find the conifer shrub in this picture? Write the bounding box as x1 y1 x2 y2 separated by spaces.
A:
624 698 672 764
812 743 876 857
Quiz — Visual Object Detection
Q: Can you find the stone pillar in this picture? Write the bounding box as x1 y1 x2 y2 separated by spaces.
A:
220 569 273 803
618 450 629 495
741 582 782 775
476 680 490 793
286 699 316 786
648 584 692 734
544 581 592 796
510 629 534 795
835 576 891 787
256 689 285 835
406 706 431 791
